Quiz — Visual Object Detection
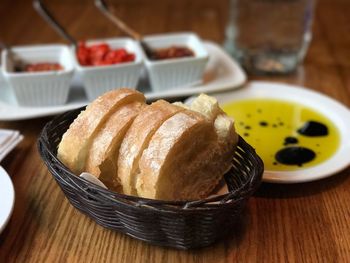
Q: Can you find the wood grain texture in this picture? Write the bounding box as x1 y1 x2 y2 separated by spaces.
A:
1 0 350 262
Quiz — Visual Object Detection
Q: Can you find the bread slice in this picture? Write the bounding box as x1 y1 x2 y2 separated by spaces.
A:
135 111 215 200
117 100 184 195
57 88 145 174
176 94 238 145
135 94 238 200
190 93 224 120
85 101 144 190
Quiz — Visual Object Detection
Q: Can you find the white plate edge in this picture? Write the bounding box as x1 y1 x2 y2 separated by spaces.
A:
0 166 15 234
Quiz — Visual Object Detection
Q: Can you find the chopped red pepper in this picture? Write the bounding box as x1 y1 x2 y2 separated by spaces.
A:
77 41 136 66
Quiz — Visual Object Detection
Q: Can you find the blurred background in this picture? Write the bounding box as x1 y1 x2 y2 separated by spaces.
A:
0 0 348 77
0 0 348 102
0 0 230 44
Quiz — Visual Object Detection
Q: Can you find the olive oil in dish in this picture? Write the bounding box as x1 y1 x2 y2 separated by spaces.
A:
223 99 340 171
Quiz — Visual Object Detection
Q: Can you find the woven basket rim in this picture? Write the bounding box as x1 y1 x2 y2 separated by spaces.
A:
38 107 264 210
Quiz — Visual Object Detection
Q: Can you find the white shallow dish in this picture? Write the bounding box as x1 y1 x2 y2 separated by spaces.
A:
0 166 15 234
0 41 246 121
211 81 350 183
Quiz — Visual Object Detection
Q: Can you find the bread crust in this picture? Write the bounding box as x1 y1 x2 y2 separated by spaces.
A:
57 88 145 174
117 100 184 195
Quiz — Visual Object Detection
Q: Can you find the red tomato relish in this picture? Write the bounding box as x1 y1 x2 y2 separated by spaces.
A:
26 63 63 72
15 63 63 73
77 42 135 66
149 46 194 60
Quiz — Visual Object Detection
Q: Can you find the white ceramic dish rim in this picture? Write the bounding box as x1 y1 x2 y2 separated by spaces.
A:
1 44 74 77
0 166 15 234
0 41 247 120
72 37 143 71
211 81 350 184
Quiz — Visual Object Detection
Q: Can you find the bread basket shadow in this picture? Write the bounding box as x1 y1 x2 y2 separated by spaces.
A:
38 107 264 249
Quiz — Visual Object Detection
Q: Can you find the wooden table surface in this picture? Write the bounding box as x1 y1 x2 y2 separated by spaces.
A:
1 0 350 262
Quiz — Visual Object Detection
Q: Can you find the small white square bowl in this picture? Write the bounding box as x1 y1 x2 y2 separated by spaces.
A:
72 38 143 101
0 67 11 99
142 32 209 92
0 68 16 104
2 44 74 107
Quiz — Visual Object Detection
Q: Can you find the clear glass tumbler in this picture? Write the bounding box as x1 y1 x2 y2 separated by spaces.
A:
224 0 315 74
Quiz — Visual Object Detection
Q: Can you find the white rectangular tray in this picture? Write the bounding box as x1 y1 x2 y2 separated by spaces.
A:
0 41 246 121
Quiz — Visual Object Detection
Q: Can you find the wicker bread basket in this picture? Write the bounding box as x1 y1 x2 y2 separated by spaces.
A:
38 107 264 249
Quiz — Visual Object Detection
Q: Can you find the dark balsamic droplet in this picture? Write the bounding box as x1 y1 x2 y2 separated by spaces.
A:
257 109 262 113
279 122 284 126
244 132 249 137
273 162 278 165
283 136 299 146
259 121 268 127
247 114 251 118
245 126 251 130
239 121 244 126
297 121 328 136
275 147 316 166
272 124 277 128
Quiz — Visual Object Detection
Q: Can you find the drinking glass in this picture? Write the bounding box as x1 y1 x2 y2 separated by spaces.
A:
224 0 315 74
